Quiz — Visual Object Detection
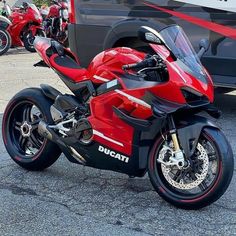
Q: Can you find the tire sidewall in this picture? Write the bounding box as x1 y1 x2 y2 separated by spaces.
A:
0 28 11 55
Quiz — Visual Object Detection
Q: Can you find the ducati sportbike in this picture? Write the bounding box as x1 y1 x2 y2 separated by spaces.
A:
0 1 44 55
2 25 234 209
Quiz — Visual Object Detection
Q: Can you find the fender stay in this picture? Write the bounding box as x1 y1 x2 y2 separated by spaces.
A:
177 115 219 158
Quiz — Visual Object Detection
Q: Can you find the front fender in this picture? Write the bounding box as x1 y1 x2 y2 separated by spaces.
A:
0 15 11 29
176 115 219 158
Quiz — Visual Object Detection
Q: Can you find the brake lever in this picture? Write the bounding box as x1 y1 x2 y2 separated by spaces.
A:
137 66 162 75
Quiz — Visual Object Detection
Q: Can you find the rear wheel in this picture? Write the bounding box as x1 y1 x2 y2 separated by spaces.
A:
0 27 11 55
148 128 234 209
2 88 61 171
23 29 45 53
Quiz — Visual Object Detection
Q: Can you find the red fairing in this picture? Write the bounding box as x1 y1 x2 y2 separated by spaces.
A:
150 45 214 103
34 38 214 156
34 38 52 66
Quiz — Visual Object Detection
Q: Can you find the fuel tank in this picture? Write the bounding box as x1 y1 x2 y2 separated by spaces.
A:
87 47 146 84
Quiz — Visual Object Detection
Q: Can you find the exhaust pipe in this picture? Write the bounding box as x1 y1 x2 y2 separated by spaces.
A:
38 121 53 140
38 121 86 164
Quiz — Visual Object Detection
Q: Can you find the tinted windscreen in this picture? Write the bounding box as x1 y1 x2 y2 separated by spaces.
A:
160 25 208 83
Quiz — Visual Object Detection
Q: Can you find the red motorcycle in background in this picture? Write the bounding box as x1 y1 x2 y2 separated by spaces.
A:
2 25 234 209
0 1 44 55
41 0 68 46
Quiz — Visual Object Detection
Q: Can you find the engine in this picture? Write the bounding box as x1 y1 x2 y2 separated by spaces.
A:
49 94 93 144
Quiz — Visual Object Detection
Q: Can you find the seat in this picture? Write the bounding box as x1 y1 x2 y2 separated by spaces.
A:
49 53 88 83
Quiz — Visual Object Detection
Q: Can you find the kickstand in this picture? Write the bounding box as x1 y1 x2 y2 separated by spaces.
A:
33 60 49 68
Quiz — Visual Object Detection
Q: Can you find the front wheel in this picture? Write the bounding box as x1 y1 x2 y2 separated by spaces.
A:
148 128 234 209
0 27 11 55
23 29 45 53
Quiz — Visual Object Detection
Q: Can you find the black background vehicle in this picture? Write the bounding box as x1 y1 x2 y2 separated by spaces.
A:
68 0 236 91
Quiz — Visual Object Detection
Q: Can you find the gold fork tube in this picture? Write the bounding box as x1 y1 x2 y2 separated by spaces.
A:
171 133 180 151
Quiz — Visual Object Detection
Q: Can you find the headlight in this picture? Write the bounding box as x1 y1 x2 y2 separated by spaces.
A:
181 87 209 106
62 9 69 20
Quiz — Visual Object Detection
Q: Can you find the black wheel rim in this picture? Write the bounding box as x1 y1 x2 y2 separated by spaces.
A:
0 30 8 52
154 132 221 200
8 101 45 159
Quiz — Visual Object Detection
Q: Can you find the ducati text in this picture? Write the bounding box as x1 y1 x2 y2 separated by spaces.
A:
98 146 129 163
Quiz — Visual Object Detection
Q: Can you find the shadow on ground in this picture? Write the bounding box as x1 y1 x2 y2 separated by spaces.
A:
5 47 33 56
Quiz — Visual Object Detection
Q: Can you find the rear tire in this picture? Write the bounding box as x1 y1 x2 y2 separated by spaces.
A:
148 128 234 209
0 27 11 55
2 88 62 171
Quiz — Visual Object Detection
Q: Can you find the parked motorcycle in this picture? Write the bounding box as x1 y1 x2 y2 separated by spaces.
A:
0 0 11 18
0 1 44 55
43 0 68 46
2 25 234 209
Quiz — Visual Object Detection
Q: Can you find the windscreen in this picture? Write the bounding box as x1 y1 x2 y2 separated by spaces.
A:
160 25 208 83
29 3 39 13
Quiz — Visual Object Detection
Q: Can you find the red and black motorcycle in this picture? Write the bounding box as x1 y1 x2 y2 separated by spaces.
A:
2 25 234 209
42 0 68 46
0 1 44 55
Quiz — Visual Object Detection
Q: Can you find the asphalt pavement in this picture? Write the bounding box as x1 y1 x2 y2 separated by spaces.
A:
0 49 235 236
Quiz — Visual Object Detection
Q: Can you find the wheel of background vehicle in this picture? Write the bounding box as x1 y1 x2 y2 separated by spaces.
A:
0 27 11 55
148 128 234 209
23 29 46 53
2 88 62 171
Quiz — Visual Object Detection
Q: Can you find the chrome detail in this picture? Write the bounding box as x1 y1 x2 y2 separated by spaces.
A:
20 121 32 138
38 121 52 140
49 118 77 136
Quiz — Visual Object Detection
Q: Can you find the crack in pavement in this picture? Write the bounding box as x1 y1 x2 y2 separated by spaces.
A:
0 182 153 236
0 183 37 196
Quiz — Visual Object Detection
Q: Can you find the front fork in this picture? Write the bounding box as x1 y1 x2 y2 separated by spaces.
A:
168 115 180 151
166 115 185 169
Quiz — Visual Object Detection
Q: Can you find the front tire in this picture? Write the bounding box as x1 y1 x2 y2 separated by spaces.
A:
148 128 234 209
2 88 62 171
23 29 45 53
0 27 11 55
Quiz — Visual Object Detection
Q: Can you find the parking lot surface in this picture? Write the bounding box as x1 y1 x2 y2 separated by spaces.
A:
0 49 235 236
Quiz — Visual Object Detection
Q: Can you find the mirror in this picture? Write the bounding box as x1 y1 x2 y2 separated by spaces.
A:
198 39 210 58
199 38 210 52
138 26 165 45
